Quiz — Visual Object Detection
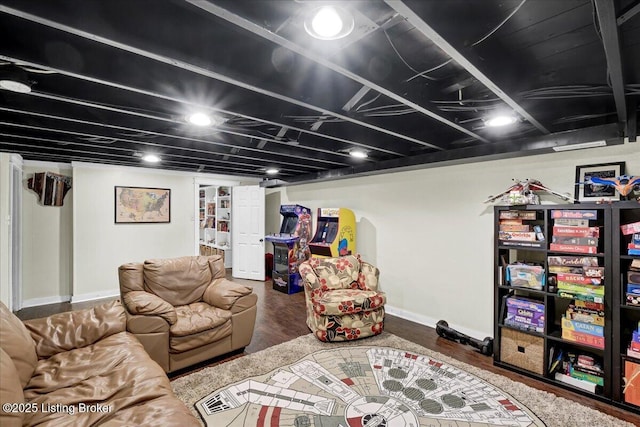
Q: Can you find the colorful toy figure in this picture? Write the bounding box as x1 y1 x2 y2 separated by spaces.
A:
578 175 640 200
484 179 574 205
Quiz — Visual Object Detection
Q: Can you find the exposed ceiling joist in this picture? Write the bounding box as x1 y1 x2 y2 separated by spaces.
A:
342 86 372 112
593 0 628 128
27 91 353 163
0 134 288 175
617 1 640 26
0 5 433 154
183 0 488 147
628 97 638 142
0 1 632 180
0 55 397 157
0 110 336 170
383 0 550 135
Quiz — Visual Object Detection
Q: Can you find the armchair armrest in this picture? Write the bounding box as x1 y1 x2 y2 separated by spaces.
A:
24 300 126 359
122 291 177 325
357 260 380 291
125 313 170 334
202 279 253 311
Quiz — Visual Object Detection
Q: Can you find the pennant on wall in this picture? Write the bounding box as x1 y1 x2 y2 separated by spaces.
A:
27 172 72 206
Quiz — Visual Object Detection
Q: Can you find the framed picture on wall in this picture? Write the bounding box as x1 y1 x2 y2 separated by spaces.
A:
114 186 171 223
574 162 625 202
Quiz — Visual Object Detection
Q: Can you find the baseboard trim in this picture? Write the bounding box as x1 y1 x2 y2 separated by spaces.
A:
71 290 120 304
22 295 72 309
385 305 492 340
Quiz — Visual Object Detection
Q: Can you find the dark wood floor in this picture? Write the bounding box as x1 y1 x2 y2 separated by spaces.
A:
15 277 640 425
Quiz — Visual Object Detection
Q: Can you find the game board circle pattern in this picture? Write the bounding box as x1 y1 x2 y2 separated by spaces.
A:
415 378 437 390
382 379 403 391
419 399 444 414
402 387 425 401
387 368 408 379
362 413 387 427
195 346 545 426
442 394 466 408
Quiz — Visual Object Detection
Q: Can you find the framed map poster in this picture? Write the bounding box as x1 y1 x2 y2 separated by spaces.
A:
115 186 171 223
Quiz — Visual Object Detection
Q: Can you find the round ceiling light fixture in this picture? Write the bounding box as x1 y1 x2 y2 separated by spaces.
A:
265 168 280 175
304 5 355 40
186 112 212 126
349 149 368 159
0 65 32 93
142 153 162 163
484 115 518 127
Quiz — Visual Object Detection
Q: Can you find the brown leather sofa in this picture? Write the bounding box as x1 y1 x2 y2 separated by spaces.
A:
0 300 199 427
118 254 258 373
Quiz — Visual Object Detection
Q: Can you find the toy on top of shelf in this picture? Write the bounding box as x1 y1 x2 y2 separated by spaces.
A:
577 175 640 201
484 179 574 205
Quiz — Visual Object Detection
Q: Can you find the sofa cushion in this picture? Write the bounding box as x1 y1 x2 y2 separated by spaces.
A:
0 302 37 388
23 332 197 426
170 302 232 337
313 289 386 316
170 323 232 353
91 394 199 427
144 256 212 306
0 348 24 427
24 300 126 359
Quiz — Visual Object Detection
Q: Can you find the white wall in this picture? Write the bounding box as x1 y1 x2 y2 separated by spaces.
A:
267 142 639 338
22 162 74 307
71 163 248 302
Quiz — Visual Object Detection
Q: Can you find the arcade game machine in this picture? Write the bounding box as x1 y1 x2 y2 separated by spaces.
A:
309 208 356 258
265 204 312 294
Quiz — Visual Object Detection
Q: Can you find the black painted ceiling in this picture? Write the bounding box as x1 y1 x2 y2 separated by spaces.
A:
0 0 638 185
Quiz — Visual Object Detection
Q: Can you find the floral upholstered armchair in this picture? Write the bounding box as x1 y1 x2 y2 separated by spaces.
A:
299 255 386 342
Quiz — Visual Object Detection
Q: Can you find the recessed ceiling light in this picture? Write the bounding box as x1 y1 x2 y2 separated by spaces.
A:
0 65 32 93
484 115 517 127
0 79 31 93
350 149 368 159
142 153 161 163
266 168 280 175
186 112 212 126
304 6 355 40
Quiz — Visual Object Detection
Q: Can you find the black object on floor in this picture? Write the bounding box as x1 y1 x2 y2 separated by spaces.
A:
436 320 493 356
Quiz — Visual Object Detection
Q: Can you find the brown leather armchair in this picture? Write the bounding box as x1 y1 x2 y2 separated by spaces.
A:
118 255 257 373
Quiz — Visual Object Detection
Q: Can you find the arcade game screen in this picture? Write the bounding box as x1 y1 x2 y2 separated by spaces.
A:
281 216 298 234
312 219 339 243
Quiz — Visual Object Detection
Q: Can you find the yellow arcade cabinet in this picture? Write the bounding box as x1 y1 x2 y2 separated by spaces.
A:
309 208 356 258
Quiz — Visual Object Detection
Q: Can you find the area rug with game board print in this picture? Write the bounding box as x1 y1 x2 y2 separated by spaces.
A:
171 333 634 427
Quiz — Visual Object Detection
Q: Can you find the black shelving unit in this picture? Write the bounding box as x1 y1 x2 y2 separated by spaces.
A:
612 201 640 411
494 203 617 405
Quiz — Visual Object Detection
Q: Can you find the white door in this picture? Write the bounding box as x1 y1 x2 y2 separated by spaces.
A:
232 185 265 280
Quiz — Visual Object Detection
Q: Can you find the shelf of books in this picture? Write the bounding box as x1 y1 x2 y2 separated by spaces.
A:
494 204 613 404
612 202 640 410
198 185 232 268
